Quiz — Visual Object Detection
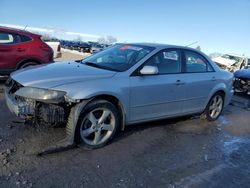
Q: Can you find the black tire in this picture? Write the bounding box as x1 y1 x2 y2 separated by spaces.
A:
75 99 120 149
203 92 224 121
19 62 38 69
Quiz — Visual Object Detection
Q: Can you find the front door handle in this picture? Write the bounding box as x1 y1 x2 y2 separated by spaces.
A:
175 80 186 85
0 48 11 52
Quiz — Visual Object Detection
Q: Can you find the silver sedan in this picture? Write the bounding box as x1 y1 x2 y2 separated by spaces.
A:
5 43 234 149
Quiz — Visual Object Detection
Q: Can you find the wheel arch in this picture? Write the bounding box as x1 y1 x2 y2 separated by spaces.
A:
214 90 225 97
85 94 127 131
210 89 226 104
202 89 226 121
16 58 41 70
204 87 226 111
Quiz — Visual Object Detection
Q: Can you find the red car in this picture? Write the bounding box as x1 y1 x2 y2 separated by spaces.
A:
0 26 53 75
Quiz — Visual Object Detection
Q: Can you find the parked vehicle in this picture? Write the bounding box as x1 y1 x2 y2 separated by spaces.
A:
234 68 250 94
212 53 248 72
60 40 73 49
0 26 53 75
45 41 62 59
77 42 91 53
89 42 104 54
60 40 91 53
60 40 108 54
5 43 234 149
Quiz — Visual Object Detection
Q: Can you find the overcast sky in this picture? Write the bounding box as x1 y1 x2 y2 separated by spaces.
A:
0 0 249 56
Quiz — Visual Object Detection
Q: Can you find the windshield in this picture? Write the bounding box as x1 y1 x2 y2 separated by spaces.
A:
222 54 241 64
81 44 155 71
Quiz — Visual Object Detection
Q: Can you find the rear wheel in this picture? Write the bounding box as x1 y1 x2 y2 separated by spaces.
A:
204 92 224 121
75 100 120 149
19 62 38 69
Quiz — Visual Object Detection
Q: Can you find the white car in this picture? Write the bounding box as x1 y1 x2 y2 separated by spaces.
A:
45 41 62 59
212 53 248 72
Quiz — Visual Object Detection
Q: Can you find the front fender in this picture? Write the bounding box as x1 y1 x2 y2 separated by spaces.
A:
54 76 130 122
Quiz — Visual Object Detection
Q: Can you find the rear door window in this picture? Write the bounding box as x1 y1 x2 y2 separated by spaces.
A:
184 50 213 73
20 34 32 42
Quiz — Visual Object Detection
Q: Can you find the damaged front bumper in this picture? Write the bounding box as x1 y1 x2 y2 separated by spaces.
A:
4 78 68 126
5 93 28 117
4 78 83 155
5 79 35 118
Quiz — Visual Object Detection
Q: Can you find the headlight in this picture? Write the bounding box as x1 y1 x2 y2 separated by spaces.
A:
15 87 66 103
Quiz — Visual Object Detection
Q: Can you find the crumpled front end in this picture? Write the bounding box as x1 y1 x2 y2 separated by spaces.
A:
5 78 34 117
233 69 250 94
4 77 67 126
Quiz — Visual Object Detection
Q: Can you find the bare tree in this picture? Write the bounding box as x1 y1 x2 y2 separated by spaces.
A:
97 37 106 44
209 52 222 59
97 36 117 45
106 35 117 45
41 34 52 41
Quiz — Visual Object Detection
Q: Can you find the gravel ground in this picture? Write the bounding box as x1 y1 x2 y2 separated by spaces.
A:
0 51 250 188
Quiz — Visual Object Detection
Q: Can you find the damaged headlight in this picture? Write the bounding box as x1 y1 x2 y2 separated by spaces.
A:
15 87 66 103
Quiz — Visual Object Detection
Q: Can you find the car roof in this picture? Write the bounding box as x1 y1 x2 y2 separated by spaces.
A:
0 25 40 37
129 43 216 62
127 42 199 51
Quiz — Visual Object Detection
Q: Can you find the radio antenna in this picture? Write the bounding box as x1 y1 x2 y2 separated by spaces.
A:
186 41 198 47
23 25 28 30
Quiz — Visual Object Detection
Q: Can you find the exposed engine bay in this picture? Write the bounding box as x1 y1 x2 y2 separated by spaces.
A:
234 69 250 95
234 77 250 94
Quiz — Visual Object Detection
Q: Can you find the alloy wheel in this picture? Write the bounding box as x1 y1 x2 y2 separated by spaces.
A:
80 108 115 146
209 95 223 119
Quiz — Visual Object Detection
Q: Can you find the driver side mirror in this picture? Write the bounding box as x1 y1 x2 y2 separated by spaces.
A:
139 66 159 75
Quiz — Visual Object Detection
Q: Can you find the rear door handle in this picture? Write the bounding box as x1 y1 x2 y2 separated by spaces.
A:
175 80 186 85
17 48 25 52
211 76 217 81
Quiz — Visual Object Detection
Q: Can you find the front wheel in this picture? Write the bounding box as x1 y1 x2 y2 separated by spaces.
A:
204 93 224 121
75 100 120 149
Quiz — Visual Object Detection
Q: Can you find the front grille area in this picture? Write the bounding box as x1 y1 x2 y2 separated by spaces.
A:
5 77 66 126
36 103 66 126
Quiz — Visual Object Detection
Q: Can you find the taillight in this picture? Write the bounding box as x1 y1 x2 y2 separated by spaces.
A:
57 44 61 52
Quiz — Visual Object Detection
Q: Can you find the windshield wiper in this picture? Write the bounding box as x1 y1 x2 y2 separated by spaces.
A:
84 61 103 69
75 59 82 63
83 61 119 72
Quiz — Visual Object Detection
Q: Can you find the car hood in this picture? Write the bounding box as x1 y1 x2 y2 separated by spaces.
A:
11 61 116 89
234 69 250 79
212 57 236 67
